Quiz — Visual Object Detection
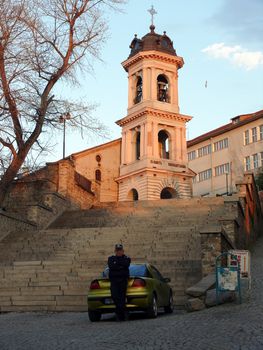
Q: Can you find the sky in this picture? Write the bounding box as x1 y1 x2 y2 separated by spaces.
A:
49 0 263 162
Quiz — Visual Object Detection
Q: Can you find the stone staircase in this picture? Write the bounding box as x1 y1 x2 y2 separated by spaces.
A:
0 197 235 312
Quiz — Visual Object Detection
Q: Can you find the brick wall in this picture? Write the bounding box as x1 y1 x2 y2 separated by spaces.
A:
4 160 94 210
0 211 36 241
2 160 95 227
57 160 95 209
200 228 234 276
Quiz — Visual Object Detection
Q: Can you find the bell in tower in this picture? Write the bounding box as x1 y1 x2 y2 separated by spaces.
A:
157 75 169 103
115 8 195 201
135 75 143 104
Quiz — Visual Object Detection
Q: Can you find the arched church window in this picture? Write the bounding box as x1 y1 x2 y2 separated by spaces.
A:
157 74 169 103
134 76 143 104
158 130 170 159
95 169 101 182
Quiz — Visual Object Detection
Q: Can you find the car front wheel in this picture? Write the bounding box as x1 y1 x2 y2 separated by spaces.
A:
146 294 158 318
88 310 101 322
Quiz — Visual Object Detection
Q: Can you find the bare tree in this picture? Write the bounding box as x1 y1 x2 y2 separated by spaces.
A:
0 0 124 205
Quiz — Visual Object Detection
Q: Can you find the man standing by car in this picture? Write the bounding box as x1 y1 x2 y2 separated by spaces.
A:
108 244 131 321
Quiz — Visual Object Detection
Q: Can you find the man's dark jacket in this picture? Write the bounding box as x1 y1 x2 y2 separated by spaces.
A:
108 255 131 281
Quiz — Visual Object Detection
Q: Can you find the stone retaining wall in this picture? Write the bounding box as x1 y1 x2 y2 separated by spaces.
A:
200 227 234 276
0 211 36 242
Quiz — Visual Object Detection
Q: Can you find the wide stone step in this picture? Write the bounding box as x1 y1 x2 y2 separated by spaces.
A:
49 209 224 229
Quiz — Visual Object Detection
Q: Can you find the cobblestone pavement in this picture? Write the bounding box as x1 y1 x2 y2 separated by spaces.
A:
1 238 263 350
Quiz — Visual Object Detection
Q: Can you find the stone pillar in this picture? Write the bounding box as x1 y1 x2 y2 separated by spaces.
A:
142 69 147 102
140 123 145 158
126 129 132 164
175 127 181 161
128 75 133 108
131 130 136 162
151 68 157 101
142 68 151 101
152 121 159 158
180 127 184 161
181 127 187 163
148 68 152 100
173 72 179 112
170 128 176 161
144 122 148 157
121 131 126 164
166 72 173 104
145 121 152 156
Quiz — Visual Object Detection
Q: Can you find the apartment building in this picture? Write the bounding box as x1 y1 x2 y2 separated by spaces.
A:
187 109 263 196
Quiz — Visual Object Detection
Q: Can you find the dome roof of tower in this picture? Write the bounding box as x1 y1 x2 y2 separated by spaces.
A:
129 25 177 58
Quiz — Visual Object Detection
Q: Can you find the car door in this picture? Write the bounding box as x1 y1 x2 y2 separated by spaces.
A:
150 266 167 306
151 266 170 306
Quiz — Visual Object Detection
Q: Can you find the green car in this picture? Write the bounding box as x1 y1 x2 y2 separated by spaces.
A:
87 263 173 322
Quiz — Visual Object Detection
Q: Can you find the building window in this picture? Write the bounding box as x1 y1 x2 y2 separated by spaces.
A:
215 163 230 176
198 144 212 158
188 151 196 161
260 125 263 140
95 169 101 181
158 130 170 159
199 169 212 182
245 156 251 171
253 154 259 169
244 130 250 145
133 130 140 160
214 138 228 152
252 127 257 143
96 154 101 162
261 152 263 167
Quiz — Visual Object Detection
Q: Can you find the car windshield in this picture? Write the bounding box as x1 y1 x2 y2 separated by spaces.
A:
102 264 148 278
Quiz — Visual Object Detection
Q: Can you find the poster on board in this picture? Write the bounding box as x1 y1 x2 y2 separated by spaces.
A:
217 267 239 291
228 250 251 278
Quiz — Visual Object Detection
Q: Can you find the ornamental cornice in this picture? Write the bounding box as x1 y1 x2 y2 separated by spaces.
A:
116 108 192 126
115 167 194 182
122 51 184 71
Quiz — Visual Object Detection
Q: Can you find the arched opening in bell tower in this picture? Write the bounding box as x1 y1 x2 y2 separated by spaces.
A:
160 187 177 199
135 131 141 160
134 76 143 104
158 130 170 159
157 74 169 103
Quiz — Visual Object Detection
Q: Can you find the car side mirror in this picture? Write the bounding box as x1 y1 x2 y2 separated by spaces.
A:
163 277 171 283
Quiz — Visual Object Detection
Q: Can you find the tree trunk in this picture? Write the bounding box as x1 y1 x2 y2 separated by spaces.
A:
0 153 27 207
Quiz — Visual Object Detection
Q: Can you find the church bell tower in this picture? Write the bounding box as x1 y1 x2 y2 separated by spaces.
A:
116 10 194 201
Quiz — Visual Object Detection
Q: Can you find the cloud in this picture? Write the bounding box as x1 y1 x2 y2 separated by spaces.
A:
212 0 263 45
202 43 263 70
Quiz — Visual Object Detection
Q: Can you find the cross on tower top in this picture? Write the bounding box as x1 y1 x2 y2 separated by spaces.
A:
148 5 157 26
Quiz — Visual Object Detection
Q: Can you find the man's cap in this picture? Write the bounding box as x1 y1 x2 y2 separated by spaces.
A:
115 243 124 250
